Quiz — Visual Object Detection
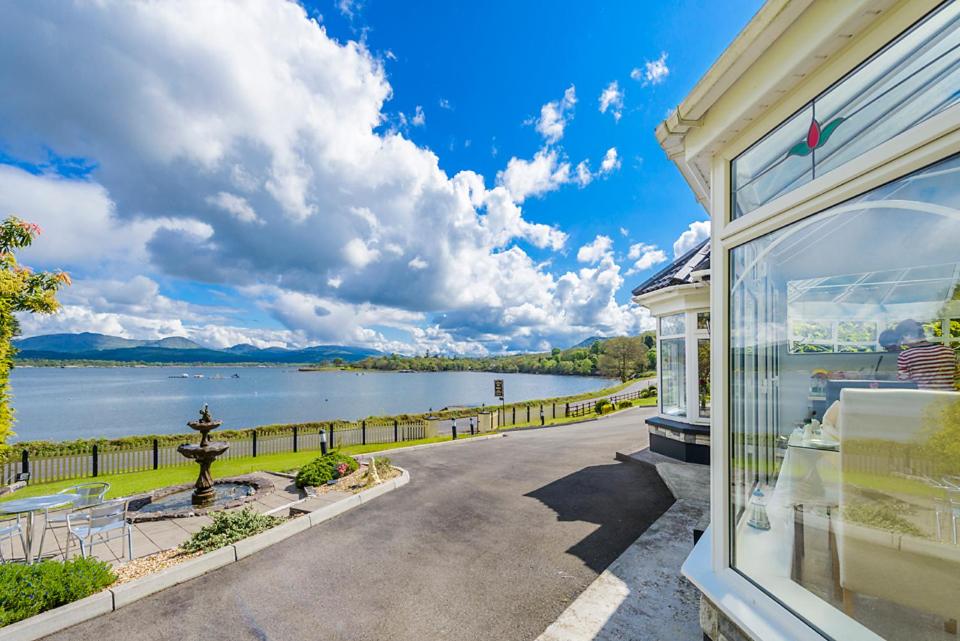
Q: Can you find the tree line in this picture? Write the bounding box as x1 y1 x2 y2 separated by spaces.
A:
353 333 656 382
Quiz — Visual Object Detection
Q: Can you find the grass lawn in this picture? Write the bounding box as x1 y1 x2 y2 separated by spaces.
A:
0 395 651 502
0 434 480 502
502 396 656 430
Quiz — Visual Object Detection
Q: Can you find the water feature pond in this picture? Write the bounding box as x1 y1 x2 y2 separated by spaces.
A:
127 476 269 522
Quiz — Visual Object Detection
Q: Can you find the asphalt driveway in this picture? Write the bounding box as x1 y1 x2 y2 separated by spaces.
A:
47 408 673 641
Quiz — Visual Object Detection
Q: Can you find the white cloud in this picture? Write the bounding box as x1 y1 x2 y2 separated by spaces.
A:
600 147 621 174
574 160 592 187
630 52 670 86
337 0 362 19
438 97 452 110
0 1 651 354
412 105 425 127
598 81 624 121
342 238 381 268
625 242 668 274
577 235 613 264
673 220 711 258
207 191 262 224
0 165 208 269
497 148 571 203
619 227 629 237
534 85 576 144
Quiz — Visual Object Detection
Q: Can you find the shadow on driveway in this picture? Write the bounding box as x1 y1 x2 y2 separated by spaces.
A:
524 460 675 573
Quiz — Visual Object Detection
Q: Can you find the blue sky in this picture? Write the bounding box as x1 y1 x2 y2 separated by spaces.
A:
0 0 760 354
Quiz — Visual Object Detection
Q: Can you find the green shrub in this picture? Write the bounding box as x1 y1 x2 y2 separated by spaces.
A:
294 451 359 488
594 399 611 415
617 400 632 409
639 388 650 398
842 502 926 538
180 508 283 553
370 456 393 477
0 557 115 627
648 385 657 397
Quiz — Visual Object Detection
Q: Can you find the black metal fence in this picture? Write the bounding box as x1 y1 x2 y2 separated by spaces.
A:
563 388 653 419
4 420 426 485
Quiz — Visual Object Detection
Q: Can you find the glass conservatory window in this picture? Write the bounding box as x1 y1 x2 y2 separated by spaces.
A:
660 314 687 417
729 154 960 640
732 1 960 218
698 339 710 418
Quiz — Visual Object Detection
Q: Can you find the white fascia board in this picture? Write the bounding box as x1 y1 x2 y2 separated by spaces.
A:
632 282 710 318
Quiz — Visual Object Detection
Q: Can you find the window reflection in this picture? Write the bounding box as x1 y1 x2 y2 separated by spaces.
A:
730 154 960 640
660 338 686 417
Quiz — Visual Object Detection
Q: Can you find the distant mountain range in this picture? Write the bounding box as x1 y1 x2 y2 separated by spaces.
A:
569 336 605 349
13 332 381 365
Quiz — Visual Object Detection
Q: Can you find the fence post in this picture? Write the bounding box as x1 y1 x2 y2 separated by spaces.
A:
565 402 570 418
362 420 366 445
512 407 516 424
153 439 159 470
527 406 530 423
394 419 399 442
92 444 99 477
20 449 28 480
329 424 335 449
293 426 299 453
253 429 258 458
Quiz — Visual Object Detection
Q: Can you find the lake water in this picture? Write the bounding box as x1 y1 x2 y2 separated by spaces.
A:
8 367 613 442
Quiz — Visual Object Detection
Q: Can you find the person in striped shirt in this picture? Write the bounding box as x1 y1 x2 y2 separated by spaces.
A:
896 319 958 391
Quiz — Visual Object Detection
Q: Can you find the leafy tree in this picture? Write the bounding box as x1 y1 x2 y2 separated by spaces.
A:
0 218 69 451
598 337 647 382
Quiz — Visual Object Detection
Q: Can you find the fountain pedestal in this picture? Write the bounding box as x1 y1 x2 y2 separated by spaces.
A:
178 405 230 507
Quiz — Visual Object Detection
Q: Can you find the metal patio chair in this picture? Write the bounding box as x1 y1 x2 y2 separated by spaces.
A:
0 514 26 563
65 498 132 561
38 482 110 560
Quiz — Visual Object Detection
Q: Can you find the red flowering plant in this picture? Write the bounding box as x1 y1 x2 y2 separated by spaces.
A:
335 462 349 478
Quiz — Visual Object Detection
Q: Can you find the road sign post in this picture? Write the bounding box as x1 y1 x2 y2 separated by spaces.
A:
494 379 505 426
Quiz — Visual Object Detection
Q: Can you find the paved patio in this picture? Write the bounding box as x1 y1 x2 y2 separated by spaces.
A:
3 472 344 565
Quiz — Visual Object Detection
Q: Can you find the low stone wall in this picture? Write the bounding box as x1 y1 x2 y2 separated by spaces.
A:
700 596 752 641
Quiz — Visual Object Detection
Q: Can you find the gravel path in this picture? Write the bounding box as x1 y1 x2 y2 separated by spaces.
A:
47 407 672 641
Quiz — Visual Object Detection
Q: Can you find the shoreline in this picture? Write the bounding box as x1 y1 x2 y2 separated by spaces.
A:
5 376 645 450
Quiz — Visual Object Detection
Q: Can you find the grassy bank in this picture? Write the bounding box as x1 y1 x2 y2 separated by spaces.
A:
3 376 652 461
500 396 656 430
0 435 481 502
2 390 654 501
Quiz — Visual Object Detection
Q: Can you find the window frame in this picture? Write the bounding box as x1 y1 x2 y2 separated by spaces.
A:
729 0 960 220
657 310 710 425
703 13 960 641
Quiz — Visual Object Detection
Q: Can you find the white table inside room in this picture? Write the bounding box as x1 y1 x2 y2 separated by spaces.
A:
733 431 882 640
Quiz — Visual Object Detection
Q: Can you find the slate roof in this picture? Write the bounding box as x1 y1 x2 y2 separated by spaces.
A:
631 238 710 298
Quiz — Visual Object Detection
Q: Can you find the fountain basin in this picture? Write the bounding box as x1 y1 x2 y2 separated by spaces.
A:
177 441 230 460
127 475 274 522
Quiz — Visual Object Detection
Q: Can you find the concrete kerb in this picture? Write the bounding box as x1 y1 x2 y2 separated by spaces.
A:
111 545 237 609
0 591 113 641
1 466 411 641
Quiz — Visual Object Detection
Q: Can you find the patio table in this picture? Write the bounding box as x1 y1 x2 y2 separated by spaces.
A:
0 493 79 563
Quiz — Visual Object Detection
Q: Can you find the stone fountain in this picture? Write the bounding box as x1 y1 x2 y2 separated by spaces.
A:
178 404 230 507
